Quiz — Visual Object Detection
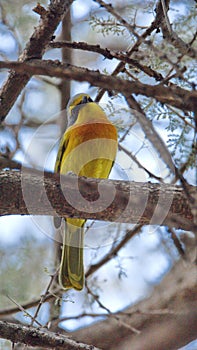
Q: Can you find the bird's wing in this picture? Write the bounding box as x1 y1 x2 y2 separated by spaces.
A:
54 130 70 228
54 130 69 173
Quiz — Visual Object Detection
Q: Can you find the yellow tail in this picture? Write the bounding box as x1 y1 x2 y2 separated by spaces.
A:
59 221 84 290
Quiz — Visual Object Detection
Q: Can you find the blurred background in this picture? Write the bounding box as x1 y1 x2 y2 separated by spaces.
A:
0 0 196 349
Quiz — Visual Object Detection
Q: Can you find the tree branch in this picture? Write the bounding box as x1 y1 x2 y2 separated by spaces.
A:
49 41 164 81
95 0 166 102
0 60 196 113
0 291 59 317
0 320 101 350
156 0 197 59
86 224 143 277
0 0 74 123
125 95 175 173
0 169 195 230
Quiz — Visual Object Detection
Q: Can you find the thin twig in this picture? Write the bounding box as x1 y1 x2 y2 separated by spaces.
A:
85 283 141 334
30 269 59 326
5 295 42 327
161 0 171 34
95 0 164 102
119 144 162 181
49 40 164 81
86 225 142 277
167 227 185 258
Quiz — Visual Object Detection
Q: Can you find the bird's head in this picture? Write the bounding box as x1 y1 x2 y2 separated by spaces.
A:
67 93 93 127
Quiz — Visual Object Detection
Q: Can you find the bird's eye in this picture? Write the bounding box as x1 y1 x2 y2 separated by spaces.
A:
87 96 93 103
79 96 93 105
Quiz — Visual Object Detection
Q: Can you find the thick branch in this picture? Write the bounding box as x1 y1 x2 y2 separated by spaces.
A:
0 60 196 112
0 0 74 123
0 320 101 350
0 169 195 230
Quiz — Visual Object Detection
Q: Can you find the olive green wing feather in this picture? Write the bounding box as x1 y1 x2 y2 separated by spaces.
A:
54 131 69 173
54 131 69 228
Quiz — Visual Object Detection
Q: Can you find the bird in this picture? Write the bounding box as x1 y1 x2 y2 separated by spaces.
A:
54 93 118 290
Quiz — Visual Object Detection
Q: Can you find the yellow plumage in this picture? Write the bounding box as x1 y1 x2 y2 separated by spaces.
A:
54 93 118 290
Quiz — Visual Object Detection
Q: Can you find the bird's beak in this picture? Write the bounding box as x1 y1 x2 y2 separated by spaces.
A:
82 96 93 104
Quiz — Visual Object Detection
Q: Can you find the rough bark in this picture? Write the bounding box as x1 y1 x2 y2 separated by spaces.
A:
0 169 195 231
0 320 101 350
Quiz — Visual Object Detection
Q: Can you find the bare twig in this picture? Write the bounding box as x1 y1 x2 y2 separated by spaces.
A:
167 227 185 258
157 0 197 59
160 0 171 34
86 225 142 277
49 40 164 81
5 295 42 327
95 0 140 40
30 269 59 327
118 144 162 181
95 0 165 102
125 95 175 174
0 291 60 318
85 284 140 335
166 106 195 129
